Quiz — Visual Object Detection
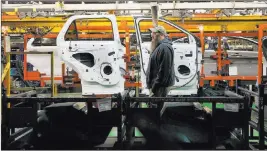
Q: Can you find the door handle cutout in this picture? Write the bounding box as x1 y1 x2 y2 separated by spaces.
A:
185 54 193 57
108 51 115 56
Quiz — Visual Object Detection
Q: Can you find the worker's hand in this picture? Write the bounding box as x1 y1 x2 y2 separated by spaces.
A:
149 89 154 97
151 82 160 95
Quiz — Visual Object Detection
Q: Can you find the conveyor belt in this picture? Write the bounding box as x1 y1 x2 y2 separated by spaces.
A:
37 93 83 98
10 90 37 98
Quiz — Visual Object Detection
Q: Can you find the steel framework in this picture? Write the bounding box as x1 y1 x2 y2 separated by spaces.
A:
2 2 267 11
1 88 252 149
2 15 267 33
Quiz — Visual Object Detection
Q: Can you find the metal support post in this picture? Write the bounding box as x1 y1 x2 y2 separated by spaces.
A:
23 35 27 80
86 99 93 148
1 86 9 149
6 53 11 98
125 93 135 149
211 101 216 149
50 51 54 97
217 33 222 76
258 84 265 150
248 85 254 140
116 93 124 149
249 93 254 139
243 95 249 149
199 25 205 87
2 62 10 82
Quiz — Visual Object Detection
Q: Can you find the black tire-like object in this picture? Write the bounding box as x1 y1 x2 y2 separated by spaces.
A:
27 103 239 150
27 102 112 150
131 105 235 150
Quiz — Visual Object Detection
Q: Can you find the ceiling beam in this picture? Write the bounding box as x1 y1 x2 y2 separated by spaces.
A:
3 0 267 2
2 2 267 12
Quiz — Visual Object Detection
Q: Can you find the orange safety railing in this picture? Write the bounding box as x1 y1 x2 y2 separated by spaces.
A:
121 20 142 88
23 32 267 40
21 23 267 88
199 25 205 87
169 32 267 39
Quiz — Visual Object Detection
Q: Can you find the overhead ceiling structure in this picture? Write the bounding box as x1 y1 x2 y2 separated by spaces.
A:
2 1 267 18
2 0 267 34
2 0 267 3
3 1 267 10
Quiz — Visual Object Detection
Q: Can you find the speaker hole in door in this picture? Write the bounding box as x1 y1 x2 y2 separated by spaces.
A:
72 53 95 67
178 65 190 76
103 65 113 75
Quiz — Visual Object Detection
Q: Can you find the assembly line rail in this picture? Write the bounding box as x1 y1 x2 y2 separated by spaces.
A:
1 91 126 150
125 93 249 149
237 84 267 150
2 88 251 150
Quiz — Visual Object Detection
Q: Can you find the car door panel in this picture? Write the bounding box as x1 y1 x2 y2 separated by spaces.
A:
134 17 200 96
57 15 126 95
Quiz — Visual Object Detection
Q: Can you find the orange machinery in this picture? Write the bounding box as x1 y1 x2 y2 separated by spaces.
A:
198 26 267 87
21 23 267 89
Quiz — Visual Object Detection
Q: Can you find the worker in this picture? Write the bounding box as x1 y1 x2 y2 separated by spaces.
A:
146 25 175 107
132 27 178 149
222 37 230 50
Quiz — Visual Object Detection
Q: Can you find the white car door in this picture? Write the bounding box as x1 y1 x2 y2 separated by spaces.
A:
134 17 201 96
57 15 126 95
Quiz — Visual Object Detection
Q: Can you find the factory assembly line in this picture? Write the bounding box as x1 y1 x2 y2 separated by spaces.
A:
1 0 267 150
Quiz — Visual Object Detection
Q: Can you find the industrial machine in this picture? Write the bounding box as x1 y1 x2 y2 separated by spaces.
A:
26 35 261 88
2 1 267 150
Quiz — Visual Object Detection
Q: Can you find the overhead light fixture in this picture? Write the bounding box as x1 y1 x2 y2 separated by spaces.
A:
231 9 236 15
198 25 204 31
75 11 86 15
263 9 267 15
17 12 27 19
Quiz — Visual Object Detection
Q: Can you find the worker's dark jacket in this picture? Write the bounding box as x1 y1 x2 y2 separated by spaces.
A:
146 38 175 93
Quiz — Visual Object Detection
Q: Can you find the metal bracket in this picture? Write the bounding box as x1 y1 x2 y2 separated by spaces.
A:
1 52 6 64
221 25 227 32
74 11 86 15
211 70 225 75
17 12 27 19
211 71 218 74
